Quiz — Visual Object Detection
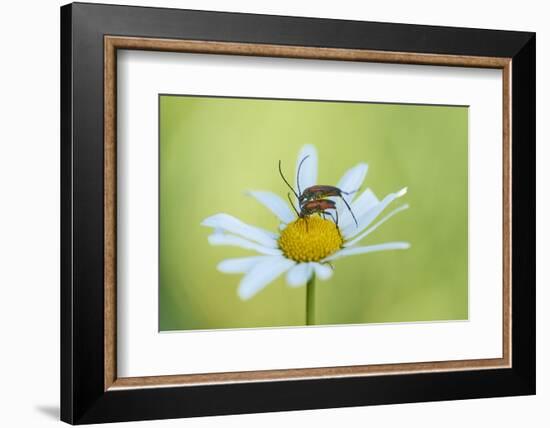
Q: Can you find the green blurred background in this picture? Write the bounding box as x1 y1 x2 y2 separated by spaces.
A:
159 95 468 331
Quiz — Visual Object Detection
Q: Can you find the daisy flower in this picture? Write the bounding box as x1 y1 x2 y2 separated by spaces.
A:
201 145 410 305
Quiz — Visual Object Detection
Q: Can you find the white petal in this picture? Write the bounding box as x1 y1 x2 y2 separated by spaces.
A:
217 256 268 274
336 163 369 203
238 257 295 300
247 191 295 224
295 145 318 195
208 233 282 256
313 263 334 281
202 213 278 248
286 263 313 287
352 188 379 214
339 188 379 230
323 242 411 262
342 187 408 239
344 204 409 247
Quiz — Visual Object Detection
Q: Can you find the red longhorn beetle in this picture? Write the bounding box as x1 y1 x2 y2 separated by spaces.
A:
278 159 339 229
278 156 359 228
299 198 339 225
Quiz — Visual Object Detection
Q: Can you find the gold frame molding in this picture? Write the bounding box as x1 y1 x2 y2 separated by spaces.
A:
104 35 512 391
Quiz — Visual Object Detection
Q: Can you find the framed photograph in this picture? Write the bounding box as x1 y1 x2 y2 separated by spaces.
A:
60 2 535 424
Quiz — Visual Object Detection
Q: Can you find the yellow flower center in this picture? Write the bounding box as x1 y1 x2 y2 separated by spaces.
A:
278 217 344 262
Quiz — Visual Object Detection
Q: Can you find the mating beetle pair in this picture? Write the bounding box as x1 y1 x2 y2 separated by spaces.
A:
278 155 359 229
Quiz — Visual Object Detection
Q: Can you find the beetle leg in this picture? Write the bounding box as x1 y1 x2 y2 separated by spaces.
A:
341 188 360 196
324 210 338 226
321 261 334 270
340 196 358 227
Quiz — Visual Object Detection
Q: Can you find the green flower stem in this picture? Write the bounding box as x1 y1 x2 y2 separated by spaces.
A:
306 274 316 325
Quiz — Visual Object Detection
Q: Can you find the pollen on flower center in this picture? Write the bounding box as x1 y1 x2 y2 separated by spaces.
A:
278 216 344 262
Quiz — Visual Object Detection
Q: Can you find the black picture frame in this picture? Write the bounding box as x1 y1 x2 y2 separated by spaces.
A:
61 2 535 424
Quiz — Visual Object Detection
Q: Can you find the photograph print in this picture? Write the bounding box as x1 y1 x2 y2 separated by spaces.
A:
159 94 468 331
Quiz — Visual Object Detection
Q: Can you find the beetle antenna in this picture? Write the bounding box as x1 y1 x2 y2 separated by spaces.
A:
279 160 299 199
296 155 310 196
287 192 300 217
341 197 358 227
